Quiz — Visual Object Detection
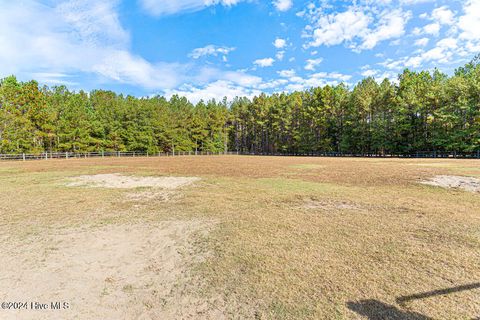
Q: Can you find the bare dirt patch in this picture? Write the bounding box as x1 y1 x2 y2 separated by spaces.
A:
421 175 480 193
67 173 200 189
67 173 200 203
0 221 219 320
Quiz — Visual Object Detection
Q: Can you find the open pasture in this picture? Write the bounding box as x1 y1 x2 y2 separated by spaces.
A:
0 156 479 319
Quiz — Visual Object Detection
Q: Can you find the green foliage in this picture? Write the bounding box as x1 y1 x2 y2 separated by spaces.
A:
0 58 479 154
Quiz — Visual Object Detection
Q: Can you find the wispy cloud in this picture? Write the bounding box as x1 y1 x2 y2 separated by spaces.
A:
189 45 235 59
139 0 247 16
272 0 293 12
254 58 275 67
0 0 260 92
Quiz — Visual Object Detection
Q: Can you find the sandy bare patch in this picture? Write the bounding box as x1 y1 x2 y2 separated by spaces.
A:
67 173 200 189
421 175 480 193
0 221 223 320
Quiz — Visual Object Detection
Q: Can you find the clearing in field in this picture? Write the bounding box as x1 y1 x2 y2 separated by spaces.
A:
0 156 479 319
67 173 200 189
420 175 480 193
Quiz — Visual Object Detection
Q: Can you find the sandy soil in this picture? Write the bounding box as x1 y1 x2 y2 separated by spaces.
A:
0 221 220 320
421 175 480 192
67 173 200 189
68 173 201 203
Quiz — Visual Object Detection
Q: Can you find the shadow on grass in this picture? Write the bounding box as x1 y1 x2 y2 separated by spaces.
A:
348 282 480 320
347 300 431 320
396 282 480 306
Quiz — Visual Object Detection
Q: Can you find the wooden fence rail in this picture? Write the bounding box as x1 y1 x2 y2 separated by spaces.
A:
0 150 478 162
0 151 240 161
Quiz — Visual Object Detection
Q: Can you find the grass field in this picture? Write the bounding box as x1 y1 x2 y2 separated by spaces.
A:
0 156 479 319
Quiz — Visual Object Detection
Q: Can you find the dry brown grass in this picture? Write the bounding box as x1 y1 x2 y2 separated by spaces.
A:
0 156 479 319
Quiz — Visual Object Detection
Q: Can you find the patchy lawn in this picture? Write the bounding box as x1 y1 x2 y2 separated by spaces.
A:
0 156 479 319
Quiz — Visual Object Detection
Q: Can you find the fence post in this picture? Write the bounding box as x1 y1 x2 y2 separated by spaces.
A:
22 153 25 161
102 150 104 158
45 152 48 160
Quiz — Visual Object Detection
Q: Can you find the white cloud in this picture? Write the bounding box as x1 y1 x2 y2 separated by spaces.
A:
140 0 246 16
254 57 275 67
164 67 264 102
273 38 287 61
303 5 410 51
165 80 262 103
57 0 129 47
437 37 458 50
273 38 287 49
358 9 411 50
414 38 429 47
412 21 441 37
304 58 323 71
273 0 293 12
312 72 351 82
400 0 435 4
383 36 462 70
31 72 78 86
275 51 285 61
423 23 440 36
359 66 397 81
189 45 235 59
92 51 186 89
257 79 289 90
169 67 353 101
278 69 296 77
361 69 377 77
306 8 371 47
459 0 480 40
284 71 351 91
221 71 262 87
431 6 455 25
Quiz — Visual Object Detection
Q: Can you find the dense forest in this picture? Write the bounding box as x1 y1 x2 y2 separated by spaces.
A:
1 57 479 155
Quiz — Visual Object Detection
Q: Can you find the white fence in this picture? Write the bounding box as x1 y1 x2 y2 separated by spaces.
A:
0 151 239 161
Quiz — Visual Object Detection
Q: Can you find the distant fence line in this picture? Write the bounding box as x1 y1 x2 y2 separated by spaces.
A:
0 151 238 161
0 150 479 161
245 151 480 159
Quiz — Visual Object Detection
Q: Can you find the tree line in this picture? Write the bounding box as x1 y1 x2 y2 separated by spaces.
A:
1 57 479 155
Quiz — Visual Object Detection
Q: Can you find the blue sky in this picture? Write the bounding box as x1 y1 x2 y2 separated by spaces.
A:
0 0 478 102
